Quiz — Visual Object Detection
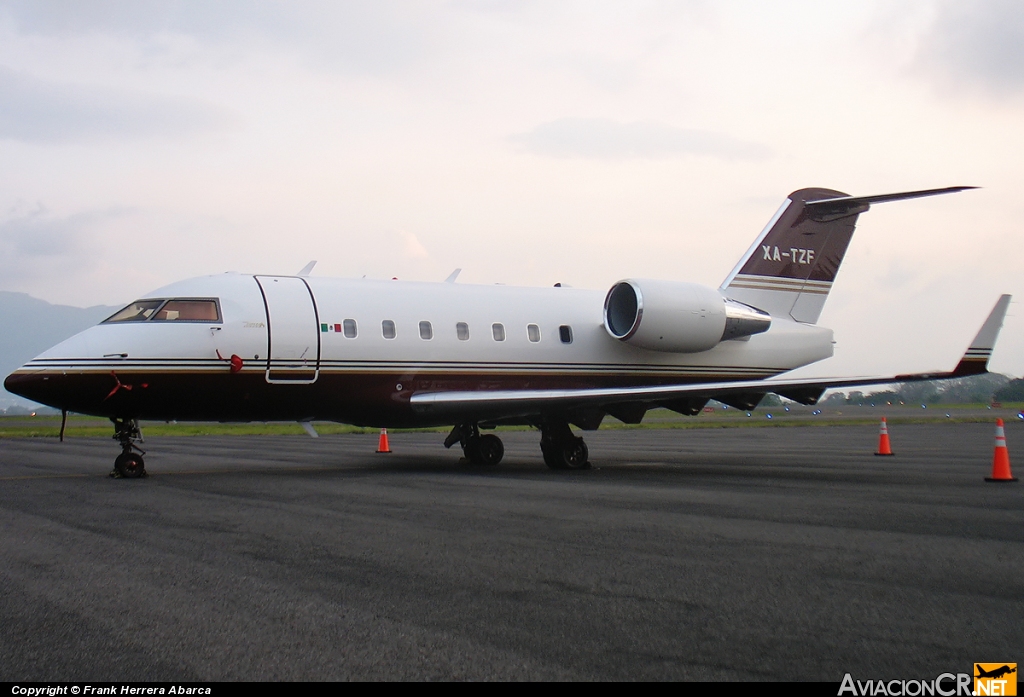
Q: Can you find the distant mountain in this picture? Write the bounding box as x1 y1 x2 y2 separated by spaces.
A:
1 291 120 409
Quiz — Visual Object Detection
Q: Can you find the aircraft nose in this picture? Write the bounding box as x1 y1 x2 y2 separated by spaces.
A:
4 369 95 413
5 370 50 406
5 368 137 416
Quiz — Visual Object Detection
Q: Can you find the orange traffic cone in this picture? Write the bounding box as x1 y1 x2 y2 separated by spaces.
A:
376 428 391 454
986 419 1017 482
874 417 894 456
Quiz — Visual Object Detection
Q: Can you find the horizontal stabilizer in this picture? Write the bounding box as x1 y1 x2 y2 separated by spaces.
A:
803 186 977 213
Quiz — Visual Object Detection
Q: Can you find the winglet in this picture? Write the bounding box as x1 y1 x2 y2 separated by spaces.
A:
950 294 1011 377
297 260 317 277
444 268 462 283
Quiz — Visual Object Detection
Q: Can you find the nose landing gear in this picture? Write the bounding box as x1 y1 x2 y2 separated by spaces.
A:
111 417 146 478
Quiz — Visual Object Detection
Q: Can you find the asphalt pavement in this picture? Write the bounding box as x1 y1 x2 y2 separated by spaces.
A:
1 423 1021 680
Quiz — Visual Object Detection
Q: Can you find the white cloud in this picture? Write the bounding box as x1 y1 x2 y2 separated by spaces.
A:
509 118 770 161
0 65 237 143
0 204 123 285
914 0 1024 97
0 0 432 75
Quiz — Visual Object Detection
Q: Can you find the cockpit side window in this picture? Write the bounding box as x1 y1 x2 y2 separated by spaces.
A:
103 298 222 323
152 299 221 322
103 299 166 323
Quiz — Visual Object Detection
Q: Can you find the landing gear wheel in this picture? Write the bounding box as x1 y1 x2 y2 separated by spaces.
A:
114 452 146 478
540 421 590 471
473 434 504 466
541 443 565 470
465 434 505 466
447 424 505 467
111 417 146 479
547 437 588 470
561 438 589 470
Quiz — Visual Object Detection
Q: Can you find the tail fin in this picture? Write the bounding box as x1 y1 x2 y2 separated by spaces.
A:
721 186 975 323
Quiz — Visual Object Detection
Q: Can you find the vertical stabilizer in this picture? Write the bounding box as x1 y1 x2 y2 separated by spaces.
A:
721 186 974 324
721 188 863 323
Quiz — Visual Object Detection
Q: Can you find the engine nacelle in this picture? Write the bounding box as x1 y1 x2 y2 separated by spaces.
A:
603 279 771 353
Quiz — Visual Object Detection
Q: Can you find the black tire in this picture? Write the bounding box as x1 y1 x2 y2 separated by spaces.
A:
561 438 590 470
475 434 504 466
541 442 565 469
114 452 145 479
542 439 589 470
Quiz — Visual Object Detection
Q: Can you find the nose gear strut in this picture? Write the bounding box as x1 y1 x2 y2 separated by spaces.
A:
110 417 146 478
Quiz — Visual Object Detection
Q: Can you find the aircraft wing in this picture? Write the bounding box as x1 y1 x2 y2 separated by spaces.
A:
410 295 1011 424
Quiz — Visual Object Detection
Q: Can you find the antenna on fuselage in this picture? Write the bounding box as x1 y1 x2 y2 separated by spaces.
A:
444 268 462 283
297 260 317 276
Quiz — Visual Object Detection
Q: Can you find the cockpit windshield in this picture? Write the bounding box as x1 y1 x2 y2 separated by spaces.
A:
103 298 221 324
103 300 165 323
152 300 220 322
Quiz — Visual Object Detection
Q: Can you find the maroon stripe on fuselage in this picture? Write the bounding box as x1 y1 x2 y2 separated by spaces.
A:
4 369 778 428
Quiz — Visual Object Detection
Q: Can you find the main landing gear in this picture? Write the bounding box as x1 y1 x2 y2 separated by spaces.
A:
540 420 590 470
444 424 505 466
444 421 591 470
111 417 146 479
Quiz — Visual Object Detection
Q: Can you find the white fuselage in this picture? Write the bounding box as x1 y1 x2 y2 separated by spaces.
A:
8 273 834 426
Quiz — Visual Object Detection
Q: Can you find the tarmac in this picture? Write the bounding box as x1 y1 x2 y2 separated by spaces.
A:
0 423 1021 681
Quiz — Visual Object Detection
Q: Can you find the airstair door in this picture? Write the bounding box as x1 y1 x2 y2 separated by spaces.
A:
256 276 320 384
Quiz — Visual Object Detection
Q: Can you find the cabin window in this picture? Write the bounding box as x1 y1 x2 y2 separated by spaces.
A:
456 322 470 341
492 323 505 341
527 324 541 342
559 325 573 344
103 299 166 323
419 321 433 340
382 320 396 339
343 319 357 338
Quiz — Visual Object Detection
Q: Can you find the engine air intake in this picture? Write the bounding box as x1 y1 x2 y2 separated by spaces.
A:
603 279 770 353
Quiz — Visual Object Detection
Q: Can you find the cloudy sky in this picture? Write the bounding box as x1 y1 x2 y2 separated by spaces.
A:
1 0 1022 378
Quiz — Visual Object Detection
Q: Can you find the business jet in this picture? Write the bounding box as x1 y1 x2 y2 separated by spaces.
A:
4 186 1010 478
